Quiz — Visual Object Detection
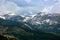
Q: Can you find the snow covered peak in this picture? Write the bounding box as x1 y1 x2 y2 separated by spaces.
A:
44 19 50 23
27 12 60 25
31 14 37 18
24 17 30 22
40 12 49 16
8 13 16 16
0 16 5 19
20 15 25 17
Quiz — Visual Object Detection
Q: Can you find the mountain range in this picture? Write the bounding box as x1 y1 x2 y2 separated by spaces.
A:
0 12 60 40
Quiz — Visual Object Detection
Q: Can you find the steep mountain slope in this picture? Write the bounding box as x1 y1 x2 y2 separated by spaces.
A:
0 18 60 40
27 12 60 25
2 13 25 22
26 12 60 35
0 12 60 40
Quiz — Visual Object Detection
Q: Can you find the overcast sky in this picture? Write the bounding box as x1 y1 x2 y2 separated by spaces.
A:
0 0 60 15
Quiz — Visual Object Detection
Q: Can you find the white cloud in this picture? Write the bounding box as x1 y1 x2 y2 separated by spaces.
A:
0 1 21 15
51 0 60 13
41 6 54 12
1 0 60 16
0 0 41 15
52 4 60 13
24 0 32 3
17 7 41 15
27 7 40 14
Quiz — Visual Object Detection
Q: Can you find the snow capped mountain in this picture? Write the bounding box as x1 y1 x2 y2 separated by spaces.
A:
23 17 30 22
0 13 32 22
25 12 60 35
40 12 49 16
31 14 37 18
0 12 60 24
0 16 5 19
1 13 25 22
0 12 60 35
27 12 60 25
3 13 16 19
7 13 16 16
